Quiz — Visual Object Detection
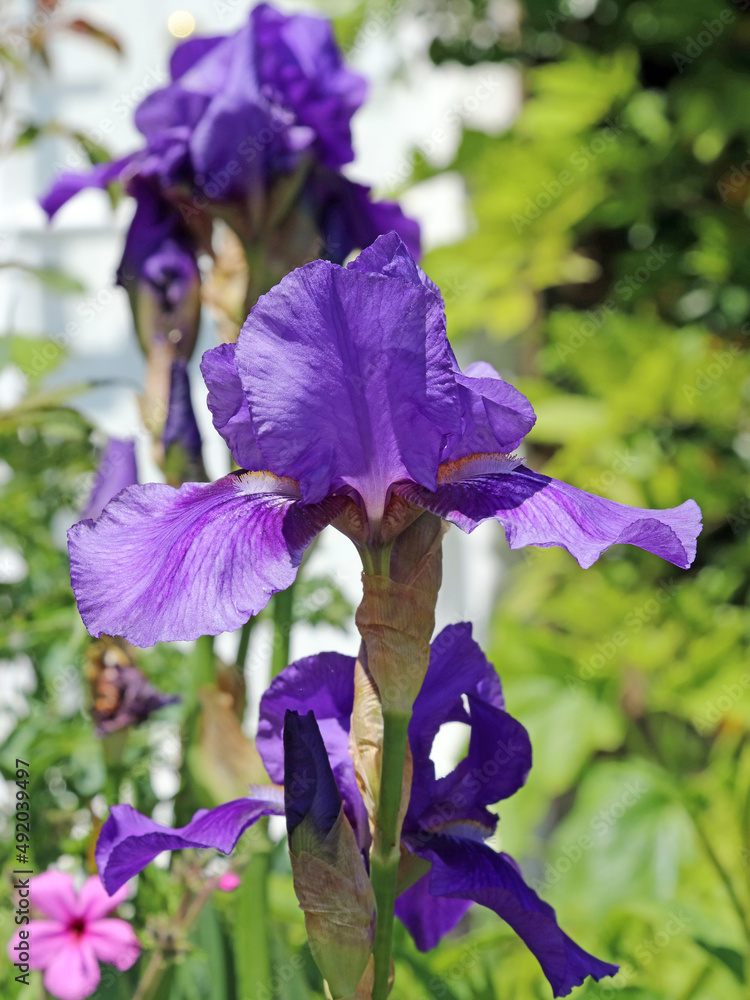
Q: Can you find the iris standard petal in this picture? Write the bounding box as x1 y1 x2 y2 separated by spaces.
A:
96 792 284 895
445 361 537 460
82 438 138 521
420 698 532 831
258 652 368 844
236 235 458 513
406 623 509 830
169 35 225 82
68 472 345 646
253 3 366 170
396 458 702 569
421 837 619 997
308 171 421 265
200 343 266 471
409 622 504 767
394 872 471 952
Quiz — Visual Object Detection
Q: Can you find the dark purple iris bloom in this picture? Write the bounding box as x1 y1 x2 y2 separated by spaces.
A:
82 438 138 522
95 624 618 996
68 233 701 648
163 359 203 461
39 5 419 265
87 644 179 737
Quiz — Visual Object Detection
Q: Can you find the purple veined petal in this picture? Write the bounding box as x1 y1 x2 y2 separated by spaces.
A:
443 361 537 460
200 343 267 471
43 938 101 1000
307 171 421 266
68 472 346 647
258 651 368 846
395 457 702 569
82 439 138 521
418 836 619 997
39 154 138 218
419 697 532 831
283 710 342 842
395 871 471 952
96 791 284 895
236 234 458 515
85 918 140 970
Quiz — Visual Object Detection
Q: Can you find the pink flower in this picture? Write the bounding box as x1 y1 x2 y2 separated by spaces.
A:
217 872 240 892
7 871 140 1000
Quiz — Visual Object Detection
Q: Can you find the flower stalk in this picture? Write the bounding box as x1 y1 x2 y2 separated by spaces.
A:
352 512 446 997
369 710 410 1000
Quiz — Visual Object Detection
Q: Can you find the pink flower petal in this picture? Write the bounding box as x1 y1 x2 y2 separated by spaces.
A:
77 874 129 921
86 918 140 970
43 940 101 1000
7 919 68 969
30 871 78 922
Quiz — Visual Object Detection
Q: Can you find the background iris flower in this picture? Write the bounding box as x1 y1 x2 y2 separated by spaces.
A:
95 623 617 997
67 233 701 647
39 3 419 283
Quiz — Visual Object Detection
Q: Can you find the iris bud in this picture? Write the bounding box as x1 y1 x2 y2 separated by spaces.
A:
284 711 376 999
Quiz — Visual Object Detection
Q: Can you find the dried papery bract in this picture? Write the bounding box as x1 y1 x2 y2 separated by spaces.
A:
356 512 446 715
290 810 376 999
352 512 446 999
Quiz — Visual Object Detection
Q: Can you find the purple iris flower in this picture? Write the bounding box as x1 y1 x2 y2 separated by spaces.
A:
95 623 618 997
86 639 179 737
68 233 701 648
39 4 419 265
81 438 138 522
162 359 203 461
42 169 202 306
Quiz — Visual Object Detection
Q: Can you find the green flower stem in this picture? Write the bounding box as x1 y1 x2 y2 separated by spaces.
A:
235 615 256 673
132 878 217 1000
193 634 215 690
370 709 411 1000
271 579 296 678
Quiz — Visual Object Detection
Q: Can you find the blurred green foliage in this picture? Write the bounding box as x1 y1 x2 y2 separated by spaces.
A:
2 1 749 999
419 1 750 997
